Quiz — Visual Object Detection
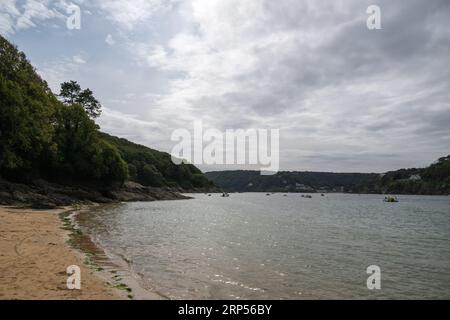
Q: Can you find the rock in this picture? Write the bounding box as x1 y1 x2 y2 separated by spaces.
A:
0 191 12 201
0 178 193 206
31 201 58 209
12 191 28 202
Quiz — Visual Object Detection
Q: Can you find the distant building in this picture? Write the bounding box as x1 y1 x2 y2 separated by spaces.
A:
409 174 421 181
295 183 315 192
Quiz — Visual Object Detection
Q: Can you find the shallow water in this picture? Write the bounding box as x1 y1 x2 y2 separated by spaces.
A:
76 193 450 299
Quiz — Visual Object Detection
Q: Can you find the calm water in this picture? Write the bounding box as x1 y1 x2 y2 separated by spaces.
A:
76 193 450 299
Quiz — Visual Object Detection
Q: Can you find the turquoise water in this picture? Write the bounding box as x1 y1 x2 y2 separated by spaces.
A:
77 193 450 299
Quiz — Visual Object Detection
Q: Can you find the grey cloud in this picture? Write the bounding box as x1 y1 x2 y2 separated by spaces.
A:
9 0 448 172
151 0 449 171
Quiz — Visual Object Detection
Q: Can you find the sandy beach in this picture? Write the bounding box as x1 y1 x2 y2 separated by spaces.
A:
0 206 119 300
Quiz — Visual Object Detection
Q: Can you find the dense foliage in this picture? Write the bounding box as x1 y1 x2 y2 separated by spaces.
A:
59 80 102 118
100 133 214 189
374 155 450 195
0 35 127 185
0 35 212 190
0 36 56 178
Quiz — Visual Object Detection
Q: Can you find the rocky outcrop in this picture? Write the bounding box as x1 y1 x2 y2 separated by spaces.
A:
107 181 191 202
0 179 191 209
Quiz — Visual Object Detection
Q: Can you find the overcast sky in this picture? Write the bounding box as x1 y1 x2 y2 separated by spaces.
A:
1 0 449 173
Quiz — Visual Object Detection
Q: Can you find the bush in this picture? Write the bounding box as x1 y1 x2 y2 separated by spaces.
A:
92 141 128 186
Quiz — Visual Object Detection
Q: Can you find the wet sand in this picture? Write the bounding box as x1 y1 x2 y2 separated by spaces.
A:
0 206 119 300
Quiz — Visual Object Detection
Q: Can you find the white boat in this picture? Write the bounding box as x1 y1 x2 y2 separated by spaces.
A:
384 196 399 203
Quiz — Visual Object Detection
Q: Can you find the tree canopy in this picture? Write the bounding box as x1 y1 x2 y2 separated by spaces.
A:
0 35 126 185
59 80 102 118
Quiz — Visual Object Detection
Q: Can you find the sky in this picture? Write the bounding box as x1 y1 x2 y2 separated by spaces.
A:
1 0 449 173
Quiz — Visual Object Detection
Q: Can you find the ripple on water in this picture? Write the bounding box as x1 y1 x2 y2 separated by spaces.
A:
77 194 450 299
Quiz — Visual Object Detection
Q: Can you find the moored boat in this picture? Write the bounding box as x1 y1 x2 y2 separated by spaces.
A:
384 196 399 203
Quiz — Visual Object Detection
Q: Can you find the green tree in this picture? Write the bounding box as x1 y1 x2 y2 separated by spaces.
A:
140 164 166 187
59 81 102 118
52 104 99 179
0 36 57 180
59 80 81 104
52 104 127 185
92 141 128 186
76 88 102 118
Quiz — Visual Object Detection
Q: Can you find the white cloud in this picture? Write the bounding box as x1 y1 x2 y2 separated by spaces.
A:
97 107 166 148
0 0 20 34
16 0 63 30
144 45 169 68
36 56 81 92
0 0 67 34
97 0 175 29
73 54 86 64
105 33 115 46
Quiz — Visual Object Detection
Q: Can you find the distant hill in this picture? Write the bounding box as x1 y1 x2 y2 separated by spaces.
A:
205 171 379 193
206 156 450 195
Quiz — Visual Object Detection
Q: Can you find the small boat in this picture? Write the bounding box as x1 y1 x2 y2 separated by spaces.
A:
305 195 312 199
221 193 230 197
266 193 271 196
321 194 325 197
384 196 399 203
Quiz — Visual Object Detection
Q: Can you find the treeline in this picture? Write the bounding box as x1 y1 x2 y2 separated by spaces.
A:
100 133 214 189
0 35 125 185
205 171 379 193
372 155 450 195
0 35 212 190
205 156 450 195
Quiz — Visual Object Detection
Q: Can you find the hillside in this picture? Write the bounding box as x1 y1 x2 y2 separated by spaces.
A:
374 155 450 195
0 34 214 206
206 156 450 195
205 171 379 193
99 132 214 190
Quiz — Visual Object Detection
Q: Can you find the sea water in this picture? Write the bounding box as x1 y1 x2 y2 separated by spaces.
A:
76 193 450 299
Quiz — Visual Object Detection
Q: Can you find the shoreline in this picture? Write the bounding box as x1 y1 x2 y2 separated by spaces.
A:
0 205 120 300
0 178 194 210
70 204 167 300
